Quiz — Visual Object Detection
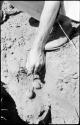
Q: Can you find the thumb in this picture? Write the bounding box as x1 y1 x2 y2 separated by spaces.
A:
26 65 35 76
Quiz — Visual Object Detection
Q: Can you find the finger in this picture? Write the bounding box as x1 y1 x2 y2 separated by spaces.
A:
26 61 32 74
34 66 40 75
34 64 43 74
27 70 32 76
33 74 39 80
27 68 33 76
27 65 35 76
26 66 33 76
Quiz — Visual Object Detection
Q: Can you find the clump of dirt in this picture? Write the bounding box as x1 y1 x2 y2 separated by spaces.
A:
1 1 79 124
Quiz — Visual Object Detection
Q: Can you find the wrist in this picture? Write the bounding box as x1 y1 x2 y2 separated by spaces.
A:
32 38 45 51
33 35 48 51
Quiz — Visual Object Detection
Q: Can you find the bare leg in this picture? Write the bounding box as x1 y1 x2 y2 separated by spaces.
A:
45 16 72 51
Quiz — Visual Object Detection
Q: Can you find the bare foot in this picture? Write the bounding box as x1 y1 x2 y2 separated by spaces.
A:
45 37 67 51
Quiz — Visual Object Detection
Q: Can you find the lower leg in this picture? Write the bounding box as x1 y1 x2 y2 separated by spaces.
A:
45 17 72 51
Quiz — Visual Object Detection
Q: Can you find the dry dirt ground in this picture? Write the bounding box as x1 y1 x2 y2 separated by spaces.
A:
1 1 79 124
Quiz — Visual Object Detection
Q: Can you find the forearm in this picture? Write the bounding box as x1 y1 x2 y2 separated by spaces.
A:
33 1 60 51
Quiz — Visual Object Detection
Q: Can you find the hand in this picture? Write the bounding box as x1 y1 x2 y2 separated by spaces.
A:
26 48 45 75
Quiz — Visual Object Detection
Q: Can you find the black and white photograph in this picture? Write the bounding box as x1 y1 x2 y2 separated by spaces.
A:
1 1 80 124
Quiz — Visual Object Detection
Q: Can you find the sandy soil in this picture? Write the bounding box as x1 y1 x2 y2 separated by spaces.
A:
1 1 79 124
